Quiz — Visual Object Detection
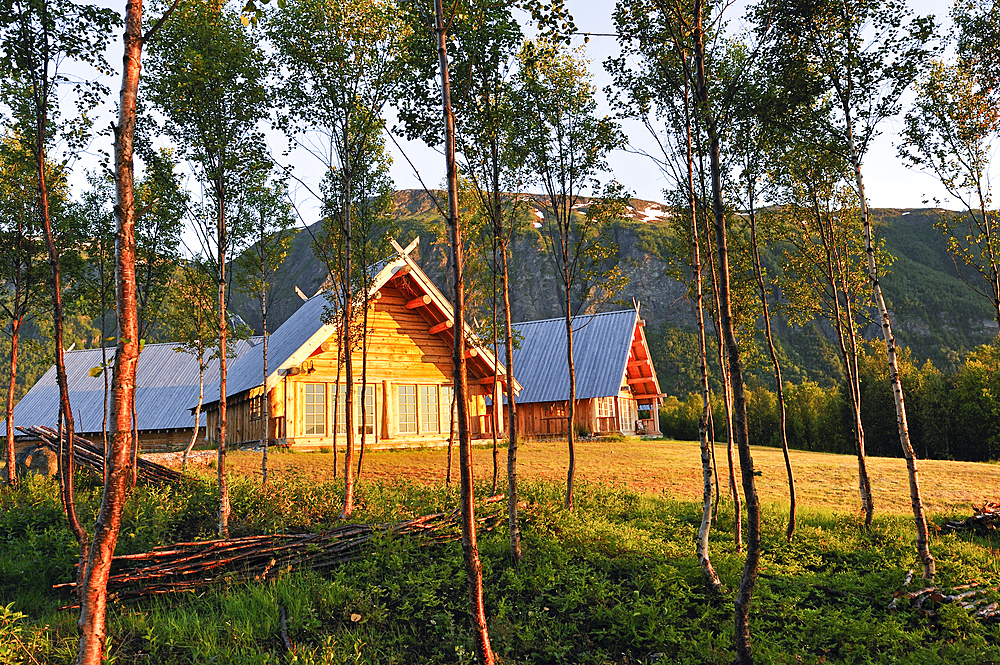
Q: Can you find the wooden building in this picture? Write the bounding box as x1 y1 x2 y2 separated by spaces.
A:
508 309 662 437
6 339 257 452
201 239 516 451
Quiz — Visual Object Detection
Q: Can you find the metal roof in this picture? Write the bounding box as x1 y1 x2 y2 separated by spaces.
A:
6 338 258 434
203 289 335 404
509 309 639 404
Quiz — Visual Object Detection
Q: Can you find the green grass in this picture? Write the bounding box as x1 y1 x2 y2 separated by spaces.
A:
3 467 1000 664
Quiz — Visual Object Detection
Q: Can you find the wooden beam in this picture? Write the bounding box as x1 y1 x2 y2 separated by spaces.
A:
428 320 452 335
479 375 506 385
627 376 651 385
464 348 478 359
627 360 651 371
632 393 663 400
405 295 432 309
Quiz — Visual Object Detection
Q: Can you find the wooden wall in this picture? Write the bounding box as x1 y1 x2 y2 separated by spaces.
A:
206 283 498 450
516 399 595 437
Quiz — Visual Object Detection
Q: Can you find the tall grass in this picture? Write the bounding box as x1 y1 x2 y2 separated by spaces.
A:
2 473 999 663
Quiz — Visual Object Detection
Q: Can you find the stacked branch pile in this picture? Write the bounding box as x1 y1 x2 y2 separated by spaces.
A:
17 425 184 485
942 501 1000 535
890 567 1000 622
56 499 505 604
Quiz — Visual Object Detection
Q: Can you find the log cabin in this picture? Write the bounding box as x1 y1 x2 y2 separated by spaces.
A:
6 339 257 452
199 239 517 451
508 309 663 437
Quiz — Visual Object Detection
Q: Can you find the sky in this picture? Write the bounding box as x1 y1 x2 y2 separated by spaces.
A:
385 0 961 211
69 0 963 241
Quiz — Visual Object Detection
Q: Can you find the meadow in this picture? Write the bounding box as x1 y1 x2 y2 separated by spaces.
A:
2 437 999 664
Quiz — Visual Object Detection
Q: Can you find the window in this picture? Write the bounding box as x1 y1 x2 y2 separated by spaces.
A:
334 384 375 435
398 385 417 434
334 384 346 434
596 397 613 419
357 384 374 435
303 384 326 435
420 385 439 433
250 394 265 421
440 385 455 431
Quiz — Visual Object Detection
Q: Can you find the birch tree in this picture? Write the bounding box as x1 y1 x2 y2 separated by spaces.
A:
772 143 878 525
0 134 49 486
515 38 627 511
395 0 526 558
0 0 118 608
607 0 722 587
901 59 1000 328
269 0 404 517
770 0 937 578
146 0 270 537
234 176 294 485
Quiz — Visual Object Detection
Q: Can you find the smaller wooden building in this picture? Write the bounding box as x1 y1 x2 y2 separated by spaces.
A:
200 240 516 451
508 309 662 437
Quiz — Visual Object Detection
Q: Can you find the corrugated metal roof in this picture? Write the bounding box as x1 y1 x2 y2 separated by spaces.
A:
5 339 258 434
203 290 335 405
509 310 638 404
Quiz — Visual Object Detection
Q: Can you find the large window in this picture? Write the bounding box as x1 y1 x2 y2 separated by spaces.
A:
440 385 455 431
334 384 375 435
596 396 613 419
303 384 326 435
398 385 417 434
419 385 439 433
357 384 374 434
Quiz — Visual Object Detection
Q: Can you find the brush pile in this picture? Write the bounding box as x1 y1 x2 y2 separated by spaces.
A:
17 425 184 486
889 570 1000 622
942 501 1000 534
57 499 505 605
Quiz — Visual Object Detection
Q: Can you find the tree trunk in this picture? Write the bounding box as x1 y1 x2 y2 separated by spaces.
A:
813 191 874 526
261 285 269 485
703 206 742 551
563 239 576 511
501 244 521 562
357 295 370 480
37 95 89 575
217 173 230 538
183 346 205 473
842 95 935 580
333 332 342 479
5 317 20 486
694 3 761 662
686 80 721 591
447 399 455 489
341 154 355 520
74 2 142 657
490 268 499 497
435 1 495 661
748 203 796 541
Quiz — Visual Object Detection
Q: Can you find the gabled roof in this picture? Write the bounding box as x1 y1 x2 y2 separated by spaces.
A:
509 309 659 404
203 239 515 407
6 339 258 434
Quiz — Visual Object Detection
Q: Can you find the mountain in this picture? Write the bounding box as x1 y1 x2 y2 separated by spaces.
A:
229 191 998 394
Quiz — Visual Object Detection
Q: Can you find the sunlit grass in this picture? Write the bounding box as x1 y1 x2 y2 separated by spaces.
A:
224 437 1000 516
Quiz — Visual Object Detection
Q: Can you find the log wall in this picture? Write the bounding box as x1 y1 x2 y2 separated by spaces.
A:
205 284 497 451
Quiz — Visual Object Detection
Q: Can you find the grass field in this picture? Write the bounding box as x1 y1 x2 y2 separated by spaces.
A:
4 439 1000 663
223 437 1000 516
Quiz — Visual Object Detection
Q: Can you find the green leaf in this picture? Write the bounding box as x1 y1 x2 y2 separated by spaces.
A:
88 366 104 378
